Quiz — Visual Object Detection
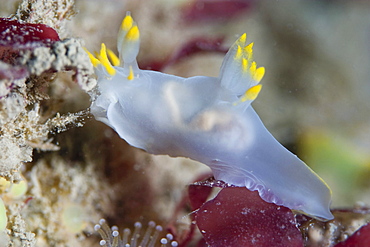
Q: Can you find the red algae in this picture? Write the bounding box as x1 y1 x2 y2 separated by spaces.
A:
335 222 370 247
188 183 213 211
141 37 227 71
195 187 303 247
0 18 60 65
0 18 59 48
182 0 253 22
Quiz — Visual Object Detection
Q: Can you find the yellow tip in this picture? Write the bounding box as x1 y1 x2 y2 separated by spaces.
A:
249 61 256 76
238 33 247 45
244 42 254 60
234 45 243 60
253 67 265 82
245 42 254 52
126 25 140 41
121 14 134 31
107 49 120 66
83 48 101 67
127 66 134 80
99 43 116 76
241 58 248 72
241 84 262 102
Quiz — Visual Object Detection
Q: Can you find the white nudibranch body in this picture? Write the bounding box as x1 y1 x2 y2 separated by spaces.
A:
86 13 333 221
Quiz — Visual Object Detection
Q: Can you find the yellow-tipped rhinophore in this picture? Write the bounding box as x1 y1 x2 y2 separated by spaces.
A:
117 12 141 64
241 84 262 102
98 43 116 76
126 25 140 42
121 13 134 32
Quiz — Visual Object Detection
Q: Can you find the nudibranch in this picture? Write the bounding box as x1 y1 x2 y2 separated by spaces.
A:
86 12 333 221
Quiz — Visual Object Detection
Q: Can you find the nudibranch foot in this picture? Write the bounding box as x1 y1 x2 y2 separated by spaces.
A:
86 12 333 221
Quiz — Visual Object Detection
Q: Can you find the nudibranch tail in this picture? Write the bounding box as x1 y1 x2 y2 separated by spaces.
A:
219 34 265 108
